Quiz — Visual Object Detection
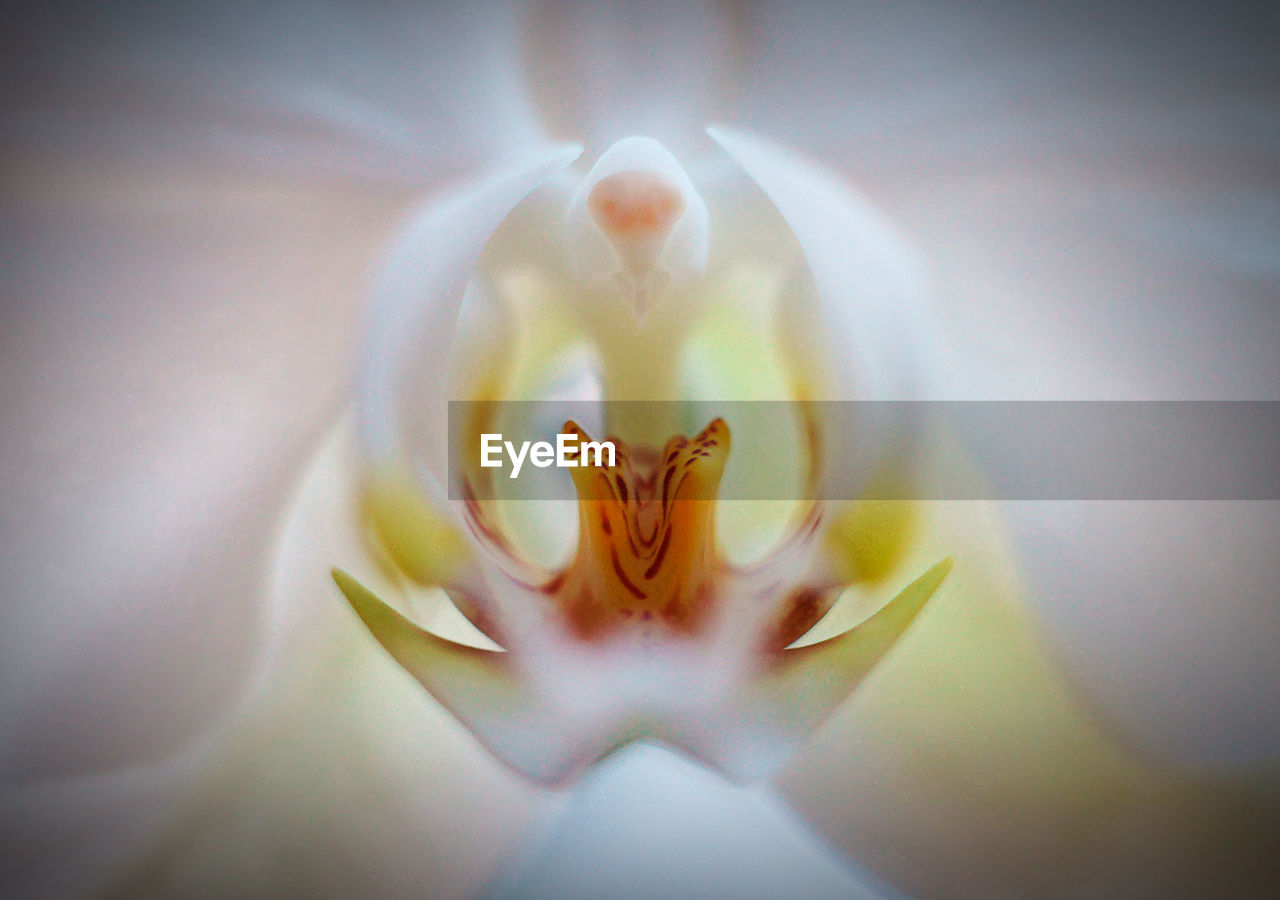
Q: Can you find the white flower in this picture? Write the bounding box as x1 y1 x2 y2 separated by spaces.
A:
2 2 1277 897
334 128 949 785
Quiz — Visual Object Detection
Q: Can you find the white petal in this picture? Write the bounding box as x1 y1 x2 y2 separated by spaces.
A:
733 3 1276 189
678 560 951 781
729 4 1280 766
101 420 550 897
358 145 581 498
487 744 889 900
708 126 929 399
1004 501 1280 763
775 501 1280 896
0 160 389 776
0 14 559 885
522 1 739 153
4 3 545 184
0 158 413 894
708 125 936 504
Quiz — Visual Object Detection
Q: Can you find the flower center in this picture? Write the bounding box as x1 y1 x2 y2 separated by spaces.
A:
546 418 729 640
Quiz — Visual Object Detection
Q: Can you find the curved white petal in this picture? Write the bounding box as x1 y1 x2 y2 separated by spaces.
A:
708 126 929 402
358 145 581 499
709 125 936 502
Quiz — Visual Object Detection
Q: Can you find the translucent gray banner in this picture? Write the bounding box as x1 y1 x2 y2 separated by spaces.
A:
447 401 1280 500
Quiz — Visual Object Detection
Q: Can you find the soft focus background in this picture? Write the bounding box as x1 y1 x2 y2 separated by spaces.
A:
2 1 1278 897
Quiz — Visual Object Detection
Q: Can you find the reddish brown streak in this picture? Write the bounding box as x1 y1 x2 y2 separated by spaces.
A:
610 545 648 600
644 525 673 580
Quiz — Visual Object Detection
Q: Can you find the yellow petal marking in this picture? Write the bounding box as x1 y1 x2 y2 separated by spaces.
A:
823 498 919 585
362 460 472 587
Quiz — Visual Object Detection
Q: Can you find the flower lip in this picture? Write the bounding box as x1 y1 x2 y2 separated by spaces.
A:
549 418 728 641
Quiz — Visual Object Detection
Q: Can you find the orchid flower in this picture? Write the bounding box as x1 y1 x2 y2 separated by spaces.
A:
332 130 951 785
3 2 1278 897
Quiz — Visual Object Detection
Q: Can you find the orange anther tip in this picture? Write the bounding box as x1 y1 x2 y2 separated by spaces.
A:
587 170 685 239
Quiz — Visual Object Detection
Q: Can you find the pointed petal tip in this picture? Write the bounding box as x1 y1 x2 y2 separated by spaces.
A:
873 555 952 630
331 567 381 629
705 124 748 151
887 556 954 619
551 143 584 165
332 567 415 648
785 555 953 661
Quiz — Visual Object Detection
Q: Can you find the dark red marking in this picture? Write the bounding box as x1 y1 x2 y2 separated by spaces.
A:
610 545 648 600
644 526 672 580
661 466 676 508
